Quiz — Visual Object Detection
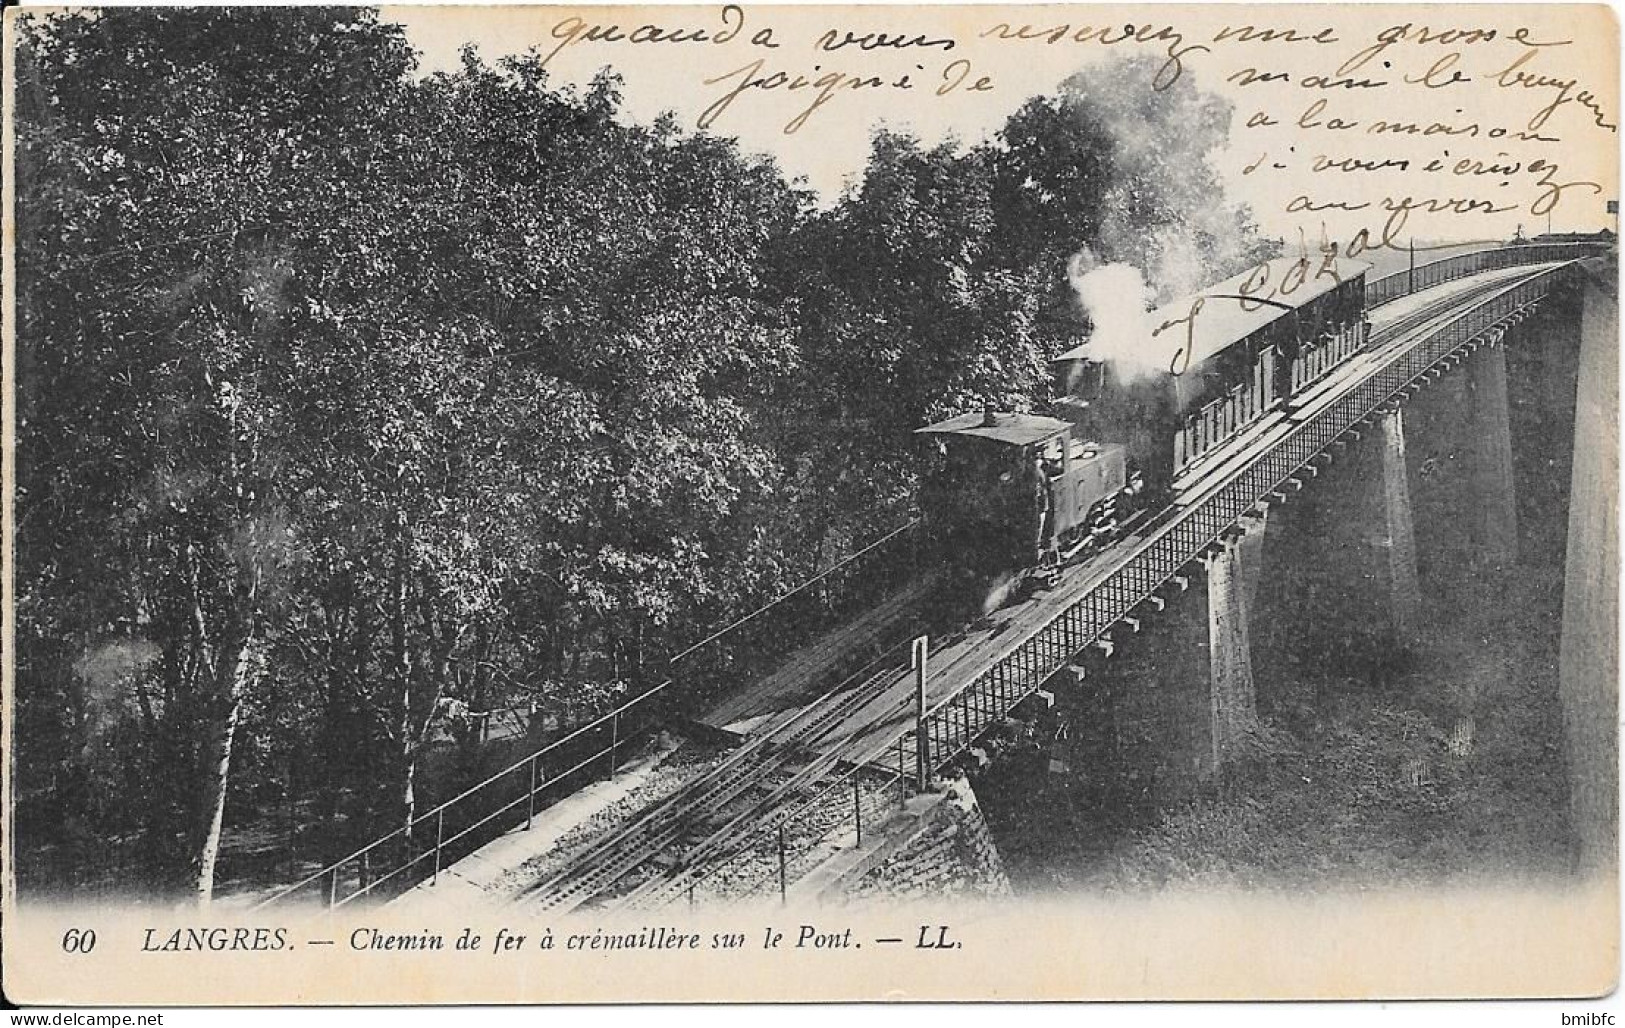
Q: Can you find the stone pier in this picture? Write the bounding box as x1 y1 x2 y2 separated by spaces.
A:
1249 419 1421 688
1204 533 1261 772
1377 409 1422 645
1466 342 1519 569
1557 269 1618 874
1085 516 1270 799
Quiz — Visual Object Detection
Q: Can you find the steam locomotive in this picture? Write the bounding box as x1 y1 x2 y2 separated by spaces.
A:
917 256 1371 593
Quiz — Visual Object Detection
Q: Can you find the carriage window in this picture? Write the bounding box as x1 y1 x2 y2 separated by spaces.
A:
1305 298 1327 339
1070 360 1106 401
1041 438 1064 477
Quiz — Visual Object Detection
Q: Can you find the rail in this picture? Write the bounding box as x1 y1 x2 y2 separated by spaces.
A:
1367 241 1605 307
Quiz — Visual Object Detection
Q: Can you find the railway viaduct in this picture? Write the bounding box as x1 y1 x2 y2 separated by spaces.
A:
257 243 1617 913
814 250 1618 900
1026 261 1615 857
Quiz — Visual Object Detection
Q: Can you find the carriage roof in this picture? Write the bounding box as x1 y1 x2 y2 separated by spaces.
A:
1050 256 1372 371
915 411 1071 447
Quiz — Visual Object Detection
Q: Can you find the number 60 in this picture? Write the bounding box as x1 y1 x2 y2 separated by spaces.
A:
61 927 96 954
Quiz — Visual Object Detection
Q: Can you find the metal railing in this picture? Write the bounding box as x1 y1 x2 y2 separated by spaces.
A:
252 679 674 910
902 259 1583 775
668 519 924 708
1367 241 1605 307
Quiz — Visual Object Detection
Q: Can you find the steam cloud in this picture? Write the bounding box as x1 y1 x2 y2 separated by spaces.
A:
1066 249 1161 382
1059 54 1273 383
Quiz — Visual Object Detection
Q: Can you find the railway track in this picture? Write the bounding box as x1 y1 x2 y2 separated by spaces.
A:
1369 264 1553 345
523 641 918 913
516 260 1578 913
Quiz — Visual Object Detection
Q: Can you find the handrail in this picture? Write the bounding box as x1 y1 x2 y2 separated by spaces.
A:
437 680 671 814
667 518 920 665
251 677 674 909
1368 241 1606 307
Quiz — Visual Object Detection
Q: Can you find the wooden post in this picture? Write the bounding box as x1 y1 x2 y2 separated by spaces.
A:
777 825 787 905
912 635 930 791
526 756 538 830
854 778 863 847
609 712 619 772
432 809 444 886
327 867 338 909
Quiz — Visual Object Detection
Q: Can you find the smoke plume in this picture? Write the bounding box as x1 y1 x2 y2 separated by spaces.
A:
1066 248 1160 382
1058 55 1278 383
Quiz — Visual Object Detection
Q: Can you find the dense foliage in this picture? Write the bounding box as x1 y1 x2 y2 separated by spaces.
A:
13 9 1270 901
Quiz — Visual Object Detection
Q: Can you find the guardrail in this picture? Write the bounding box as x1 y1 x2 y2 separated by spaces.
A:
1367 241 1605 307
905 259 1583 775
252 679 674 909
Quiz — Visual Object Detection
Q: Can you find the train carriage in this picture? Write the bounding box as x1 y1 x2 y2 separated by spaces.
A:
1050 256 1371 496
918 256 1371 599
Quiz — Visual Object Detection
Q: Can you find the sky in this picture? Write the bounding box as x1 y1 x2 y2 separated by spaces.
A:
381 3 1620 250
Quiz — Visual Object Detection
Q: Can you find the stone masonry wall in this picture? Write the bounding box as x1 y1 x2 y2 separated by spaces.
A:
844 775 1012 902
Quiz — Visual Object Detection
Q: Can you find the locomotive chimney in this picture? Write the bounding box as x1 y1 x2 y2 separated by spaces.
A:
982 405 999 428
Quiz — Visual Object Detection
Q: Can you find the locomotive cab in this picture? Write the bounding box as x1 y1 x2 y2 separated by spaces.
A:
917 410 1134 594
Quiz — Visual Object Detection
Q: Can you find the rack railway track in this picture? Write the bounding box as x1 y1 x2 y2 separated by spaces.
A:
510 257 1595 913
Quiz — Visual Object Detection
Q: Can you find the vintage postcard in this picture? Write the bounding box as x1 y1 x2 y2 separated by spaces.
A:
2 1 1619 1007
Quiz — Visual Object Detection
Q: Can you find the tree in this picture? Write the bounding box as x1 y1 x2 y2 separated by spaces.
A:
14 19 1277 903
14 6 418 899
